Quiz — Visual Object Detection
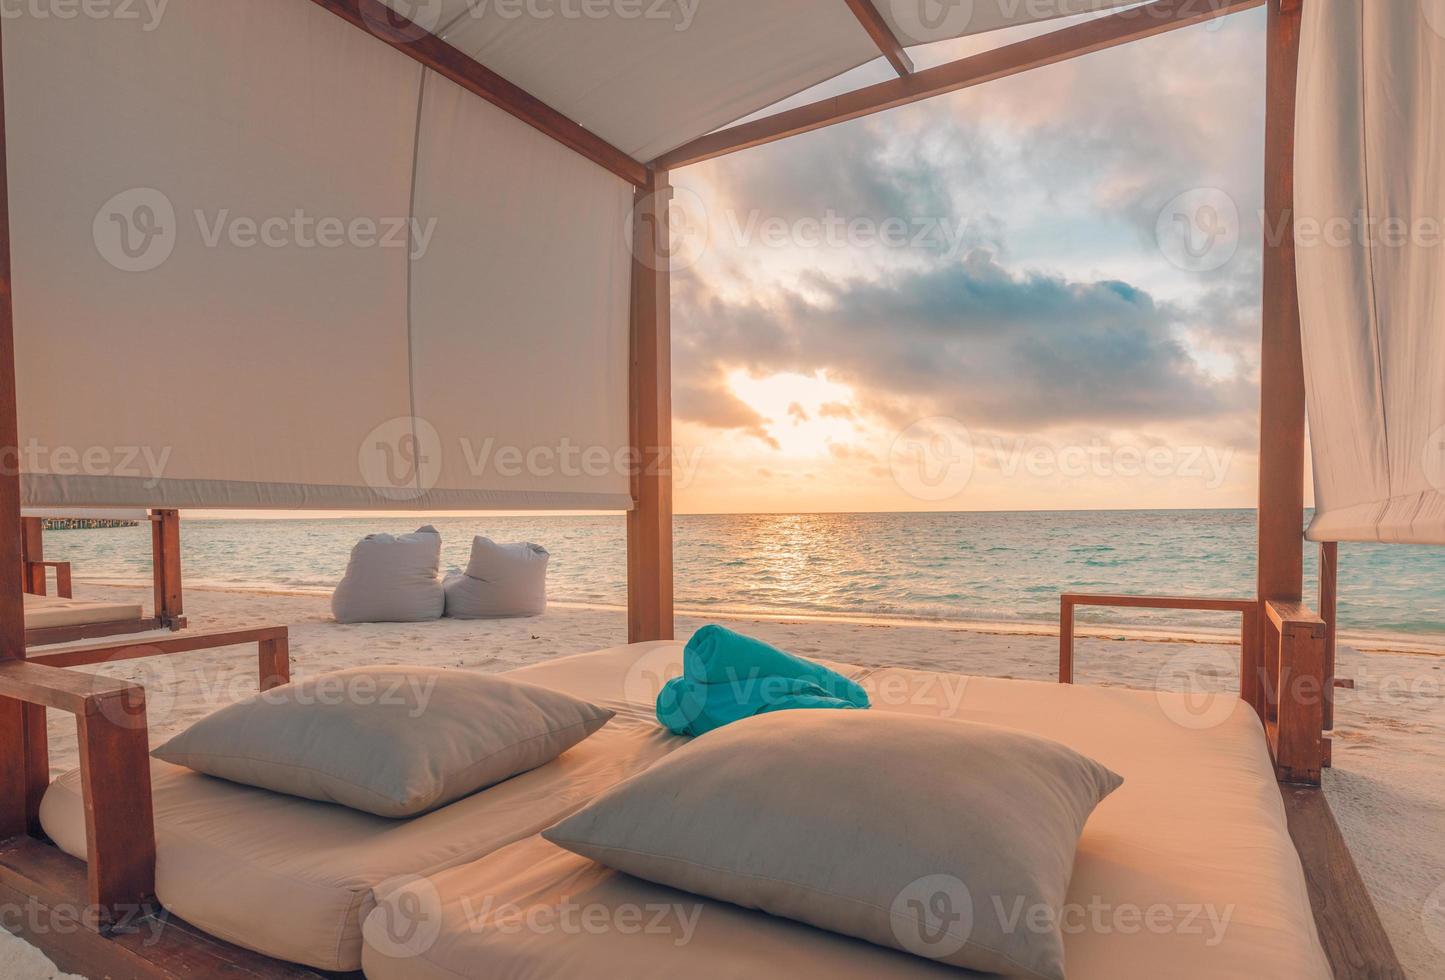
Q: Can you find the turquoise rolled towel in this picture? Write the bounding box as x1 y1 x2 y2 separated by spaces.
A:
656 625 870 736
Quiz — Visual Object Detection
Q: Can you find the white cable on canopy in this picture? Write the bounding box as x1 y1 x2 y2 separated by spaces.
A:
1296 0 1445 544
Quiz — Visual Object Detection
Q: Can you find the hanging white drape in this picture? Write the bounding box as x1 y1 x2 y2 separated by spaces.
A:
7 0 633 511
1296 0 1445 544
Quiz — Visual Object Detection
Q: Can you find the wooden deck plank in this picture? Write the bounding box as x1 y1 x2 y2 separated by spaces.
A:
1281 785 1405 979
0 837 353 979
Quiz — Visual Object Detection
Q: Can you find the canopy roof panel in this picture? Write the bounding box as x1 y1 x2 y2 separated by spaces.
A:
378 0 1142 163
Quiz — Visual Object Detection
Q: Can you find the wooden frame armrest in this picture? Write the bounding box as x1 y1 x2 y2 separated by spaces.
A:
1059 593 1260 694
28 626 291 692
22 560 72 598
0 661 155 928
1264 600 1329 785
0 625 289 931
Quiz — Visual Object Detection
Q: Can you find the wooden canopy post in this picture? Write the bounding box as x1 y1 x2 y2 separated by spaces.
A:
19 517 42 593
151 508 184 628
1256 0 1330 785
1256 0 1307 682
0 18 35 841
627 170 675 644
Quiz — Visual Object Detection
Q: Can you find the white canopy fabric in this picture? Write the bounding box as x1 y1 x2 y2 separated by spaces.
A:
1296 0 1445 544
6 0 1137 511
386 0 1143 162
8 0 632 511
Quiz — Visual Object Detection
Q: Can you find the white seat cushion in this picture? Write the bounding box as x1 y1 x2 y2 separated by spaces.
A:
23 593 144 630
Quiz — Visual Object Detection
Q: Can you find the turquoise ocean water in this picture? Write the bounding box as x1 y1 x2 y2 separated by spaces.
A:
34 509 1445 640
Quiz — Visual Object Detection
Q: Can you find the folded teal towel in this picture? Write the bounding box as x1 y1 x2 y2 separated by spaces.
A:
656 625 869 736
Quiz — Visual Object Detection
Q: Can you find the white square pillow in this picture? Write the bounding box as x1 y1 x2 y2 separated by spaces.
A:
154 667 614 818
543 710 1121 980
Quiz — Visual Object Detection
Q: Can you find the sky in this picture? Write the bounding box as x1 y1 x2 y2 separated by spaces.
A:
666 7 1282 516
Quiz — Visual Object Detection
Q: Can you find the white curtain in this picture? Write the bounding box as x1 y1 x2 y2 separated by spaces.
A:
6 0 634 511
1296 0 1445 543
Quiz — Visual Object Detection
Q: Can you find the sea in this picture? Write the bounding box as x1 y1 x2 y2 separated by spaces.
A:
35 509 1445 642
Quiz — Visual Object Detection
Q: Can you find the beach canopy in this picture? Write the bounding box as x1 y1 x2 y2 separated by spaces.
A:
6 0 1138 512
1296 1 1445 545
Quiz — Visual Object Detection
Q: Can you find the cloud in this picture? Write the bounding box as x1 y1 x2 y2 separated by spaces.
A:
668 12 1268 462
676 249 1251 436
673 380 779 449
787 402 810 423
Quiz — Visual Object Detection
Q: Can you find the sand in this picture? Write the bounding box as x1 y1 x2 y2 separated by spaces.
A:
6 582 1443 978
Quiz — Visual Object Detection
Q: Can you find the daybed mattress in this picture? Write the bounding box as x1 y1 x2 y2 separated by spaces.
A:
22 592 144 630
37 647 696 972
41 642 1330 978
364 645 1333 979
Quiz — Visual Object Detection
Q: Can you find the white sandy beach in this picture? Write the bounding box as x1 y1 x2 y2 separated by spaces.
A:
6 582 1443 978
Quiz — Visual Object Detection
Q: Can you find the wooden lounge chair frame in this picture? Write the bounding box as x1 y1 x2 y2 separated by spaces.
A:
0 0 1407 977
20 510 187 647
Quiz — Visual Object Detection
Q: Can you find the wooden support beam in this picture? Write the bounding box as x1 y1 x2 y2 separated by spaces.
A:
1257 0 1307 695
1318 541 1338 731
20 517 43 594
0 16 30 846
150 509 184 627
627 171 675 644
1281 785 1406 978
844 0 914 76
308 0 648 187
1257 0 1307 606
655 0 1264 171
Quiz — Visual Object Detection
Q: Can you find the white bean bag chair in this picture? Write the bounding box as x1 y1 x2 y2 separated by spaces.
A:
331 526 444 624
444 538 550 619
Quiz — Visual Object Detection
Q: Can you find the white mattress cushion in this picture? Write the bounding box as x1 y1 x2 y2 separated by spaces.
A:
23 593 144 630
39 707 687 971
364 645 1334 980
